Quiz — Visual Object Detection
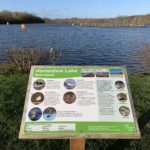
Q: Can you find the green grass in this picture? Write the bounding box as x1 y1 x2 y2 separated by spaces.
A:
0 73 150 150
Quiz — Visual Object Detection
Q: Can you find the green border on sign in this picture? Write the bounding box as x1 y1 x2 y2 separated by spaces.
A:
24 122 136 135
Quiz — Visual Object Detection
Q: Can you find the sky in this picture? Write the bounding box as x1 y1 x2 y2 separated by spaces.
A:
0 0 150 18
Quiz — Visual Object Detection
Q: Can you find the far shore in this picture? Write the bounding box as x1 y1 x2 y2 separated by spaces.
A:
1 10 150 26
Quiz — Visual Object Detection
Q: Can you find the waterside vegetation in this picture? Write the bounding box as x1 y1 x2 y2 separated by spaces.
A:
0 11 44 24
0 48 62 73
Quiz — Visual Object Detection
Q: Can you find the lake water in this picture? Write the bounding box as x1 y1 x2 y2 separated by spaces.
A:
0 24 150 72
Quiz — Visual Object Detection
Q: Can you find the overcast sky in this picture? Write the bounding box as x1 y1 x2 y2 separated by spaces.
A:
0 0 150 18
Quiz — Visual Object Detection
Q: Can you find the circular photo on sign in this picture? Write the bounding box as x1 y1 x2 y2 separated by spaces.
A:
63 92 76 104
115 81 125 90
33 79 45 90
119 106 130 116
64 79 76 89
31 92 44 105
117 93 127 102
28 107 42 121
43 107 57 121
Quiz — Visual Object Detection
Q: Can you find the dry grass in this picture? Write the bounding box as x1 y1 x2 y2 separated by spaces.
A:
0 63 16 73
6 48 44 73
0 47 62 73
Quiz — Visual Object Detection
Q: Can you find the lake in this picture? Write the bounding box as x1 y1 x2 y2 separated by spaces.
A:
0 24 150 72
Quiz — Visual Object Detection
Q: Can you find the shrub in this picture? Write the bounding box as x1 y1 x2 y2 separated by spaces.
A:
2 47 62 73
0 63 16 74
6 48 44 73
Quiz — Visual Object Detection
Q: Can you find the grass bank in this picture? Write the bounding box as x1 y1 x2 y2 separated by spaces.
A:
0 73 150 150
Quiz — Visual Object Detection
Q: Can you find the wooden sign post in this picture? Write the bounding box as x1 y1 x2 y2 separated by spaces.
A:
19 66 140 149
70 139 85 150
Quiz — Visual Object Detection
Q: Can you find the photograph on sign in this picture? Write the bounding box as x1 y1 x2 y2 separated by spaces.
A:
19 66 140 139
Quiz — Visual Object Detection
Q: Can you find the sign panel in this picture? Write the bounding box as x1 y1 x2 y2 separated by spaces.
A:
19 66 140 139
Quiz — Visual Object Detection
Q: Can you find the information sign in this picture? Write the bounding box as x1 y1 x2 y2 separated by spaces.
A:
19 66 140 139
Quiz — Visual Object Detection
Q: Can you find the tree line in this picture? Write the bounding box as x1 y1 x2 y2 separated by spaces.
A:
0 11 45 24
45 14 150 24
0 10 150 25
